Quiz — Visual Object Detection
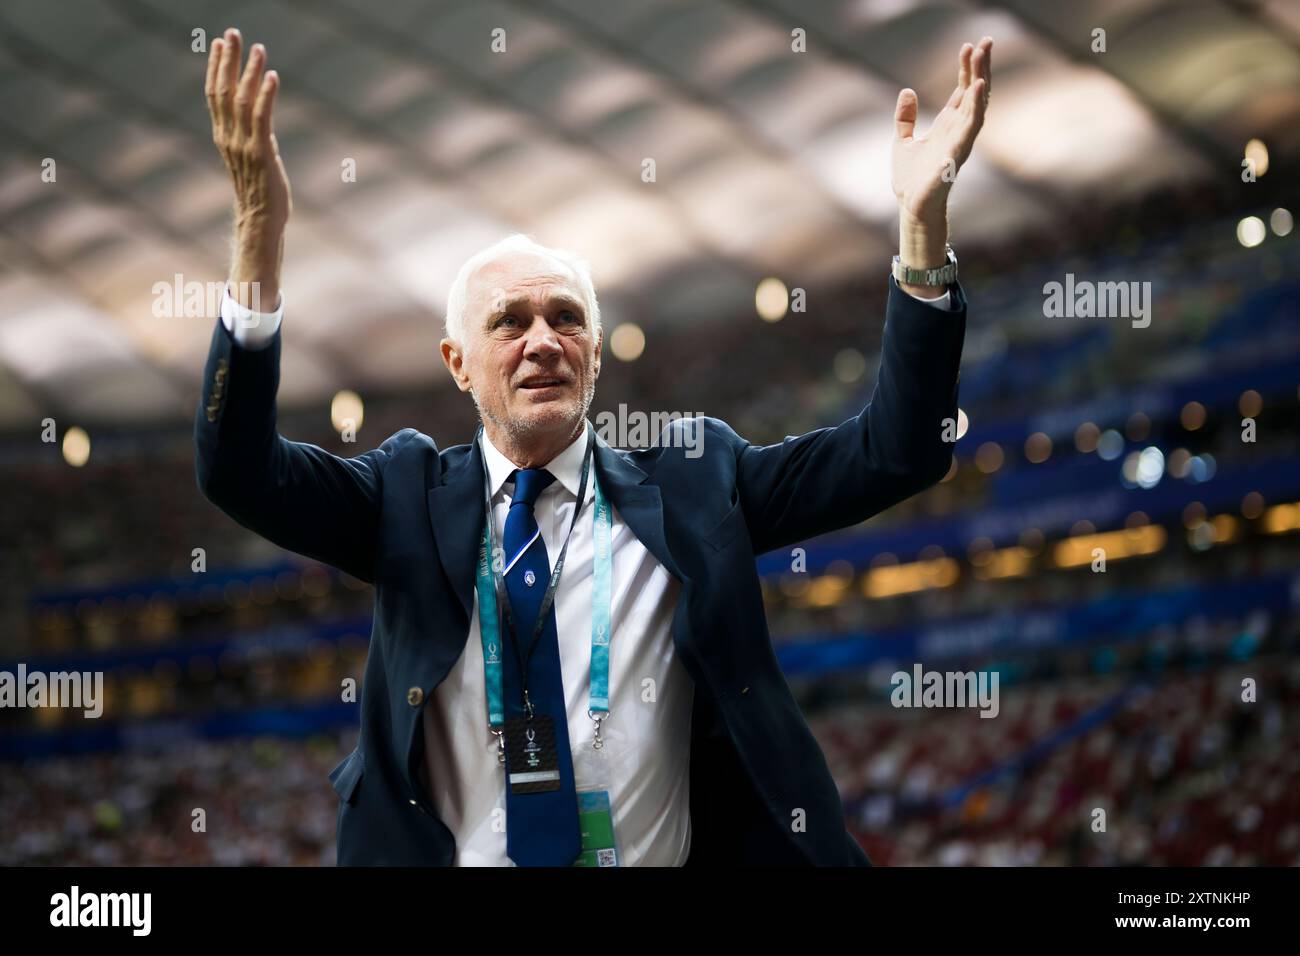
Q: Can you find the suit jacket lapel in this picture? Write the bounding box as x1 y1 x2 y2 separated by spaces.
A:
593 433 684 583
428 440 485 623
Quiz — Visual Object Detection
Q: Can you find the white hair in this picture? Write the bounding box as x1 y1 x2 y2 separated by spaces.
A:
443 233 601 346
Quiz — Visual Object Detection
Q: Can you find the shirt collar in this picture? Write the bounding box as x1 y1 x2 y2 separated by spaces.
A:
481 422 591 502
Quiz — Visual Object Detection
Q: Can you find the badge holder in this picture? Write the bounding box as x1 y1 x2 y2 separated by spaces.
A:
571 711 619 867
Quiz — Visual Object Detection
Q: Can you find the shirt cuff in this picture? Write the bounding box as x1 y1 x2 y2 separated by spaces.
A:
901 286 955 311
220 283 284 349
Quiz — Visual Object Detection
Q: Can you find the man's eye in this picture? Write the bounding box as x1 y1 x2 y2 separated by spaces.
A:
558 310 579 324
498 315 518 328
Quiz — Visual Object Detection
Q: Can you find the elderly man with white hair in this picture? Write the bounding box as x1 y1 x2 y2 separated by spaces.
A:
196 26 991 866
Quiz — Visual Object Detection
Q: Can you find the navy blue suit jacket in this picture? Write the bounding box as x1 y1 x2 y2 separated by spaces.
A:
194 277 966 865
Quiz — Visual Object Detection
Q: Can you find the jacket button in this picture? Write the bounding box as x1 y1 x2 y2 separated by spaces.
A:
740 686 750 695
407 687 424 706
206 409 217 422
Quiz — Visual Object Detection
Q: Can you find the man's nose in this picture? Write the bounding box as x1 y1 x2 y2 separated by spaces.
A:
522 315 562 358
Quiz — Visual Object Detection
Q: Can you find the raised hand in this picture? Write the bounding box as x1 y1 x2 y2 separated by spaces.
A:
205 27 291 310
891 37 991 229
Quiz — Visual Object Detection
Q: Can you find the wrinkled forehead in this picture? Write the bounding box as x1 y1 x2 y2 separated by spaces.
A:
466 252 583 318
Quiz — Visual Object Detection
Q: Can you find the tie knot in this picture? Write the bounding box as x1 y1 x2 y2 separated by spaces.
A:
509 468 555 508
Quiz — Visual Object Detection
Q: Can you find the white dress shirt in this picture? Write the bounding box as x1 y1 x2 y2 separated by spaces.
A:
422 426 693 866
217 278 954 866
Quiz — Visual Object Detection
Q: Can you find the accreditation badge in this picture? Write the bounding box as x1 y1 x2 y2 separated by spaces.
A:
573 790 619 867
503 715 561 793
572 736 619 867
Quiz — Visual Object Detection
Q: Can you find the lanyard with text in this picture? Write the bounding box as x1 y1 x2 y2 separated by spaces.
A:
474 422 613 766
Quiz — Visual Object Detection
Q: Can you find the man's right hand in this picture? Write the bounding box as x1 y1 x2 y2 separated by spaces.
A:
205 27 291 312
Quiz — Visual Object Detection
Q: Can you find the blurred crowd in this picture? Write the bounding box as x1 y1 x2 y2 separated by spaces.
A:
1 732 352 865
824 646 1299 866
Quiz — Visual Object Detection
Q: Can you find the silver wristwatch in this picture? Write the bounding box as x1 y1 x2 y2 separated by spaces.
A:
892 245 957 287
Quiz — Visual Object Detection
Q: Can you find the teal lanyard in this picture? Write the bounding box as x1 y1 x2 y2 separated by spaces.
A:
474 428 614 754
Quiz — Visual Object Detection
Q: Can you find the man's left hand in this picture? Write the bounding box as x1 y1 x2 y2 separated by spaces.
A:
891 37 992 293
892 37 992 227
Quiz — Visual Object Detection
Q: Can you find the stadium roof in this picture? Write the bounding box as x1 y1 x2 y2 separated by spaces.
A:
0 0 1297 426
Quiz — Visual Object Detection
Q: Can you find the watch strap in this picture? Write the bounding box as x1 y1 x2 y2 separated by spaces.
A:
892 245 957 287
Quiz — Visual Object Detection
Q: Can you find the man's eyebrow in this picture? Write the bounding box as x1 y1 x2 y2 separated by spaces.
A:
551 295 586 315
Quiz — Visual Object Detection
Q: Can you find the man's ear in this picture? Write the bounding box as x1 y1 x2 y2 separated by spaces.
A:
593 326 603 380
440 338 472 393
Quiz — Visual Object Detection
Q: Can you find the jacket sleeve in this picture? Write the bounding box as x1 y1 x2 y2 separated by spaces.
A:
193 314 417 584
732 276 967 556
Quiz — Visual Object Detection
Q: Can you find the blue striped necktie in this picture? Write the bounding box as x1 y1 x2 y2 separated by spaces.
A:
501 467 581 866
